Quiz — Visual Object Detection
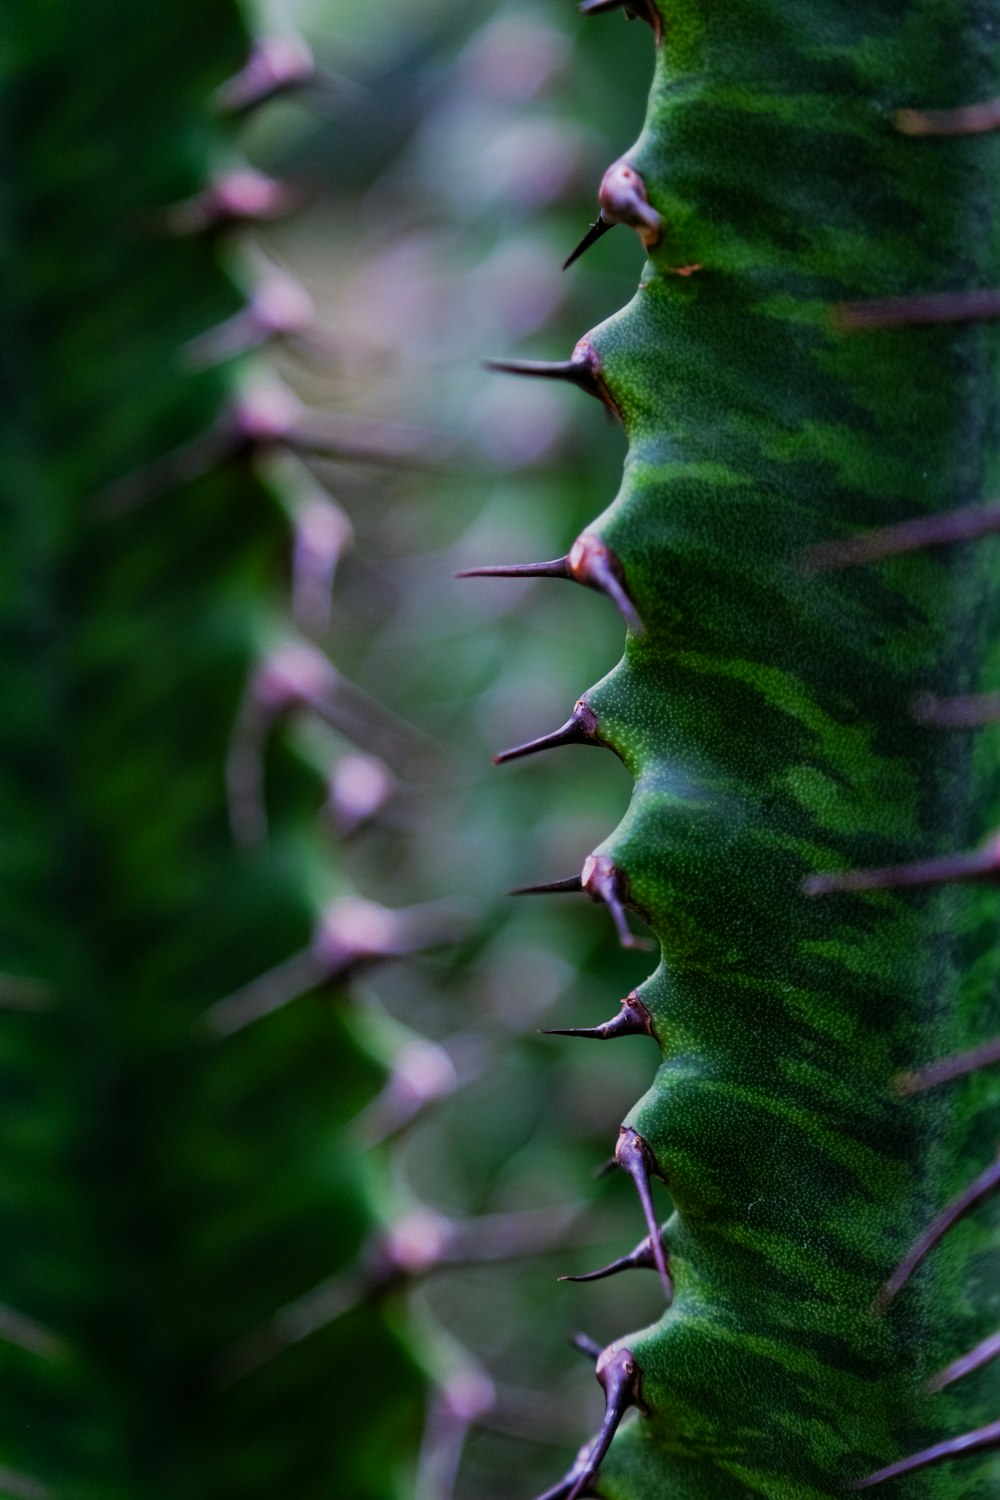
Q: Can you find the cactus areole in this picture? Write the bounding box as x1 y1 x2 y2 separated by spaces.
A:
483 1 1000 1496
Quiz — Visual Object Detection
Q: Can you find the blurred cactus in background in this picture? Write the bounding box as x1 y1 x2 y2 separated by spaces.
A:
0 1 661 1497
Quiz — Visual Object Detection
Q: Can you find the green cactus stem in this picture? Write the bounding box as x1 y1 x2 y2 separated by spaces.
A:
483 0 1000 1495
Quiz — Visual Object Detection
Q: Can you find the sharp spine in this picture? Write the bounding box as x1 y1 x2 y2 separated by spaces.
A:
614 1127 673 1300
565 1347 643 1500
510 876 583 896
578 0 662 38
544 991 655 1041
457 533 643 632
494 700 601 764
563 214 615 271
558 1224 664 1283
929 1327 1000 1392
836 288 1000 331
455 557 570 580
876 1147 1000 1310
803 832 1000 896
849 1416 1000 1488
484 339 620 419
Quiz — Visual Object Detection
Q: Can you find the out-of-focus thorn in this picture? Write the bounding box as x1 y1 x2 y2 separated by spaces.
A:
895 1036 1000 1095
896 98 1000 136
416 1364 496 1500
578 0 662 41
0 1464 51 1500
835 288 1000 332
0 1305 67 1362
912 690 1000 728
598 158 662 249
494 698 603 764
351 1036 460 1145
563 213 615 270
875 1146 1000 1311
213 35 316 115
848 1416 1000 1488
292 495 353 639
544 991 655 1042
182 272 321 368
326 752 396 839
226 637 425 847
0 974 50 1012
800 497 1000 571
558 1223 666 1283
203 896 459 1037
615 1127 673 1300
484 338 620 419
572 1332 603 1363
163 168 300 236
928 1327 1000 1392
803 831 1000 897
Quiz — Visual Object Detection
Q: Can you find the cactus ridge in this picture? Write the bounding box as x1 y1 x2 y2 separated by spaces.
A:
477 0 1000 1495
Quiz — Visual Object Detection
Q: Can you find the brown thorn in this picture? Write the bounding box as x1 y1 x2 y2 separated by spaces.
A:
213 36 316 115
544 991 655 1042
455 556 570 580
578 0 662 41
510 876 583 896
563 215 615 271
912 690 1000 728
896 99 1000 137
848 1416 1000 1488
929 1327 1000 1392
572 1332 603 1363
615 1127 673 1300
484 339 620 419
896 1036 1000 1094
494 700 602 765
582 854 654 951
568 533 644 633
598 159 663 248
565 1347 643 1500
803 832 1000 897
836 288 1000 332
801 497 1000 571
558 1225 663 1283
876 1147 1000 1311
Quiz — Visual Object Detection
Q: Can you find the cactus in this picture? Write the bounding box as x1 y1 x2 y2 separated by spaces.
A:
466 2 1000 1497
0 5 486 1495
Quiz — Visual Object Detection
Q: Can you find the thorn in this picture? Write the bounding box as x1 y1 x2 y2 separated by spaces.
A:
565 1346 643 1500
214 35 316 115
494 699 602 764
803 832 1000 897
848 1415 1000 1488
558 1224 665 1283
929 1327 1000 1392
875 1147 1000 1311
164 168 299 236
563 214 615 271
182 272 320 368
896 98 1000 137
896 1036 1000 1094
457 533 642 632
581 854 653 950
455 557 570 580
327 752 396 840
801 497 1000 571
567 533 644 633
835 288 1000 332
510 876 583 896
578 0 662 40
544 991 655 1041
571 1332 603 1363
912 690 1000 728
598 158 663 248
292 494 352 639
615 1127 673 1301
484 338 620 419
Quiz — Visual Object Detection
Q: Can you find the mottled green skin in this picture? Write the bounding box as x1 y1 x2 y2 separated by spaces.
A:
567 1 1000 1495
0 6 421 1495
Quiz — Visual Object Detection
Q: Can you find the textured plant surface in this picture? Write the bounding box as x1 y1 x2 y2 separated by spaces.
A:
468 2 1000 1497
